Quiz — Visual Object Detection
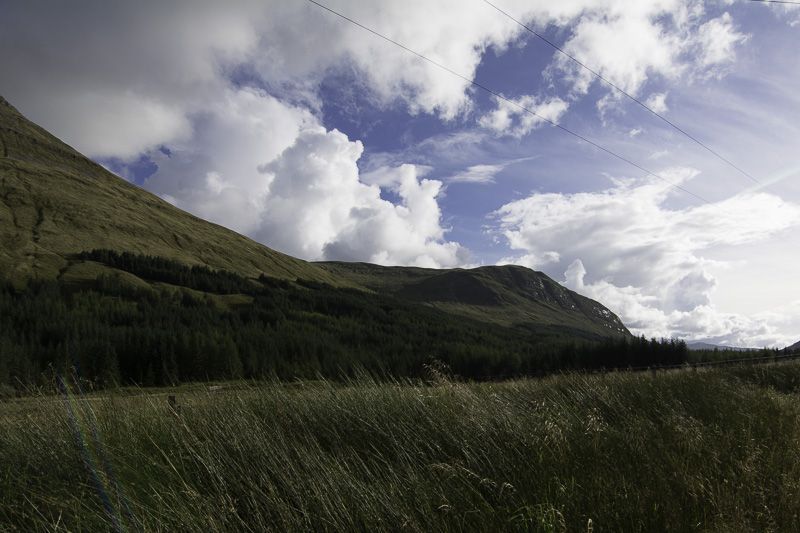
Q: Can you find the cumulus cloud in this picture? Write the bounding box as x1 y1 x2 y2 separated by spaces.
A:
494 169 800 345
556 5 682 96
256 132 467 267
0 0 531 159
694 13 750 70
645 92 669 114
145 88 317 235
553 4 748 99
480 95 568 137
144 88 465 267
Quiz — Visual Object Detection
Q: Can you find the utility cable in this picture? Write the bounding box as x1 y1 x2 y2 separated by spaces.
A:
481 0 762 186
306 0 710 203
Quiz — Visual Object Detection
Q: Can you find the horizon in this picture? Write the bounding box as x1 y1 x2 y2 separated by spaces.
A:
1 0 798 347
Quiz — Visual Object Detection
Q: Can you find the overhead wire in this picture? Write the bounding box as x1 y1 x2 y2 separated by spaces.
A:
480 0 762 186
747 0 800 5
305 0 710 204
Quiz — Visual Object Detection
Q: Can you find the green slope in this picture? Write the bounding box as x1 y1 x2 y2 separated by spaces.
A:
0 94 629 342
318 262 630 337
0 96 338 285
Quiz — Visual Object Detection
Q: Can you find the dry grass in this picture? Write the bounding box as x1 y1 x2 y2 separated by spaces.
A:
2 364 800 531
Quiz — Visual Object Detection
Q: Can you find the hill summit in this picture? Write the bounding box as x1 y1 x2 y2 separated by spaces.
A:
319 262 629 337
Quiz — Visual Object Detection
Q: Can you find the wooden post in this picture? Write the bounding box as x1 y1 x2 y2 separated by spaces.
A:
168 394 180 413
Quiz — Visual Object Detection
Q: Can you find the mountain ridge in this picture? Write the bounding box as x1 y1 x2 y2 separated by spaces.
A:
0 94 628 339
318 261 629 337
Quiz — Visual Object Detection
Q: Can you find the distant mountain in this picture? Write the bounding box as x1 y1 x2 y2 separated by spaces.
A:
687 342 752 352
319 262 629 338
787 341 800 352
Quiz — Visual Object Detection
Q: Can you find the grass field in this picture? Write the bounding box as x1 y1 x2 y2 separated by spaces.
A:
3 363 800 532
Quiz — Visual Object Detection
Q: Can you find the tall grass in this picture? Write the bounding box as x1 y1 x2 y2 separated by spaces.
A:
2 364 800 531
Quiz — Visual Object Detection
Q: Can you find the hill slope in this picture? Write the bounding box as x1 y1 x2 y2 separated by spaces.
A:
0 94 628 342
318 262 629 337
0 96 337 285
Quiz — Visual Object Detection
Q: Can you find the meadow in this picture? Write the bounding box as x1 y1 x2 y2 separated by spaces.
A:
2 363 800 532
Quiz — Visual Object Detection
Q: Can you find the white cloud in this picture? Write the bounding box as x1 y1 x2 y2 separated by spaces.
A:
447 164 506 184
446 157 537 184
695 13 750 70
0 1 257 160
552 3 748 101
480 95 568 137
36 91 193 160
0 1 756 159
0 0 530 158
257 133 467 267
251 1 527 120
0 0 754 160
649 149 671 160
145 88 465 268
556 5 683 96
146 88 317 235
645 92 669 114
628 128 644 137
494 169 800 346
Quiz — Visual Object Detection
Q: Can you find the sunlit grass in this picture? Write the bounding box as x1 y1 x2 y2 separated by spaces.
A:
2 363 800 531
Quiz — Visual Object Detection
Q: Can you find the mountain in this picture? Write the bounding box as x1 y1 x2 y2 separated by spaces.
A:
0 94 628 338
0 96 337 286
687 342 753 352
319 262 629 338
0 95 649 387
787 341 800 352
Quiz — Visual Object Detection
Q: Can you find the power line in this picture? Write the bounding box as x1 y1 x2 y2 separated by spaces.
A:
305 0 709 204
480 0 762 186
748 0 800 5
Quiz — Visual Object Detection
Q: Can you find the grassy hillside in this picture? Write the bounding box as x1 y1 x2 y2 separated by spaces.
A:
319 262 629 337
0 94 632 344
0 96 338 285
3 363 800 531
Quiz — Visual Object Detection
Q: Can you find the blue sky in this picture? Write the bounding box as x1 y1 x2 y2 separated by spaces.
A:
1 0 799 346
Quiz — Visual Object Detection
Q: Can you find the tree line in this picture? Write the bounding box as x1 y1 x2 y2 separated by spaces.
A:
0 250 688 390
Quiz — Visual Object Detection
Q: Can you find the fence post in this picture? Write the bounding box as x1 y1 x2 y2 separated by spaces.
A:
168 394 180 413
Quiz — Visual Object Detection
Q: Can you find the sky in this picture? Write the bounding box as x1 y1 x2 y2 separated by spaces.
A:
1 0 799 347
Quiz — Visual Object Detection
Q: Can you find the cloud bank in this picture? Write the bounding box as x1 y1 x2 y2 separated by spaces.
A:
495 170 800 346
